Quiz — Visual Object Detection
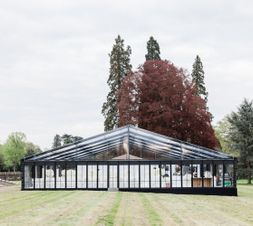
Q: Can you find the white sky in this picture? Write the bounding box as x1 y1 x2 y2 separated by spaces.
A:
0 0 252 149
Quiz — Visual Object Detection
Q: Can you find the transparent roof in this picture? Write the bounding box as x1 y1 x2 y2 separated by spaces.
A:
24 125 234 161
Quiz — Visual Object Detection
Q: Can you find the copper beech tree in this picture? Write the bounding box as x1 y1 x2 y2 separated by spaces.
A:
117 60 218 149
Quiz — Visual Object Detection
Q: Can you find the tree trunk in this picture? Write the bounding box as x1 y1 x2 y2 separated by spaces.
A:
247 162 252 184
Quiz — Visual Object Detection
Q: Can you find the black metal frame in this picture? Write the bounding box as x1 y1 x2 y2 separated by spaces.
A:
21 159 237 196
21 125 237 196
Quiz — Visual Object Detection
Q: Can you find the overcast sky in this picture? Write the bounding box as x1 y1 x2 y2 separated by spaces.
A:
0 0 252 149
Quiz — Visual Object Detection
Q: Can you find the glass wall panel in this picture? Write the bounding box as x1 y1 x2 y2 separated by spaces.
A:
214 163 223 187
66 164 76 188
98 164 107 188
203 163 213 187
151 164 159 188
140 164 149 188
77 165 86 188
192 164 202 187
56 164 65 189
172 164 181 187
161 164 170 188
24 165 34 189
45 165 55 189
224 164 234 187
182 164 191 187
109 165 117 188
119 164 128 188
35 165 44 189
130 164 139 188
88 164 97 188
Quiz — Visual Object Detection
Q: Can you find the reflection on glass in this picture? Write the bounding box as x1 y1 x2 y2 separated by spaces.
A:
130 165 139 188
109 165 117 188
88 165 97 188
161 164 170 188
45 165 54 189
140 164 149 188
151 164 159 188
203 163 213 187
119 165 128 188
224 164 234 187
24 165 34 189
56 164 65 188
98 165 107 188
182 164 191 187
77 165 86 188
172 164 181 187
35 165 44 189
192 164 201 187
214 164 223 187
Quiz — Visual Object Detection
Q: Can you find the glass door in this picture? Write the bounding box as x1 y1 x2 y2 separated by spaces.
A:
109 165 118 188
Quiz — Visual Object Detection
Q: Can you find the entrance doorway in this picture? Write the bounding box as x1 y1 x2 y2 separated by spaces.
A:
109 165 118 188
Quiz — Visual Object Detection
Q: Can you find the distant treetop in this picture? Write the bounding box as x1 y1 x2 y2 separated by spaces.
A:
145 36 161 60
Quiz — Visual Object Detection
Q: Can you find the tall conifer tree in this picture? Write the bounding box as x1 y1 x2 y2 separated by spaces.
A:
102 35 132 131
191 55 208 102
228 99 253 184
52 134 62 148
61 134 73 145
145 36 161 60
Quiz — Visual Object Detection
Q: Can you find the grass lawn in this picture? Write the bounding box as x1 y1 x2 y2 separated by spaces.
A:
0 185 252 226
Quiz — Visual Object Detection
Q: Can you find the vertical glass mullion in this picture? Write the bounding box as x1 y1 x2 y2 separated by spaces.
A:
128 162 130 189
138 162 141 189
222 161 225 188
180 161 182 188
44 163 46 189
97 163 99 189
212 161 214 188
65 162 67 189
33 164 35 190
159 162 161 189
191 161 193 188
148 162 151 188
107 162 109 189
201 161 204 188
117 162 119 189
75 163 78 189
233 160 237 188
170 164 172 188
54 162 56 189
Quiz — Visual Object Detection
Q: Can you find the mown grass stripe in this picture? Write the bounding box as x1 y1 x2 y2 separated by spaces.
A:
0 191 75 219
149 194 184 225
0 191 47 205
140 193 163 226
120 192 133 226
96 192 122 226
50 192 108 225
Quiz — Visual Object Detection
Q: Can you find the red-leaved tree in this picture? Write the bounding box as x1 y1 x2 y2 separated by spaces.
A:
117 60 218 149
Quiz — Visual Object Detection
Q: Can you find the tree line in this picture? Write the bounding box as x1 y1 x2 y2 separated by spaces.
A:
0 133 83 172
215 100 253 183
52 134 83 148
0 132 41 172
1 35 252 184
102 35 212 146
102 35 253 184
